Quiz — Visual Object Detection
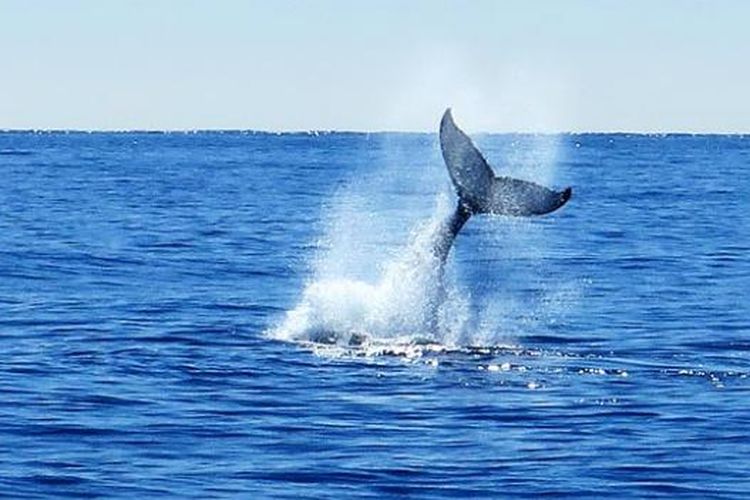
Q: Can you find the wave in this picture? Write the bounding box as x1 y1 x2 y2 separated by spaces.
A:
0 149 33 156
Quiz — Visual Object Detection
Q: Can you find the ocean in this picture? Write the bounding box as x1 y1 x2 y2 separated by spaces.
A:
0 130 748 498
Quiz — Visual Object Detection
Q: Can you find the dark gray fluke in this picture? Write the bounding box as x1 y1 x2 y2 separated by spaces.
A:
439 109 571 217
431 109 572 266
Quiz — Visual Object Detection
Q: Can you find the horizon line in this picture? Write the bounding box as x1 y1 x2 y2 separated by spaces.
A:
2 127 750 136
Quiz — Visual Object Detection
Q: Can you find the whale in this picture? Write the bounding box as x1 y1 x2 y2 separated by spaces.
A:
431 108 572 266
425 109 571 330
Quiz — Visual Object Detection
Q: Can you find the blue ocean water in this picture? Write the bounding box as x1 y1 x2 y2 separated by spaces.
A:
0 130 748 498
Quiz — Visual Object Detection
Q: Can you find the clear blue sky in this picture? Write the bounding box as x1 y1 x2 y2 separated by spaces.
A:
1 0 748 132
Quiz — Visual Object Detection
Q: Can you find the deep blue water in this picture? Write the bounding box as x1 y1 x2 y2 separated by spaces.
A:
0 130 749 498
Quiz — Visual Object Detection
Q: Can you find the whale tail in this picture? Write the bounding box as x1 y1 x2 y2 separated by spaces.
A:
439 109 572 216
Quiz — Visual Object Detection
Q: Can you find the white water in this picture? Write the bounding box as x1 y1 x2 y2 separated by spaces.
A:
270 193 471 349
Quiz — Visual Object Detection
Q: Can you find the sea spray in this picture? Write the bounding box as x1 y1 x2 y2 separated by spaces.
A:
270 192 470 347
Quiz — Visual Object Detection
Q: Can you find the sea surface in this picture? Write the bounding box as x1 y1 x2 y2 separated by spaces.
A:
0 130 748 498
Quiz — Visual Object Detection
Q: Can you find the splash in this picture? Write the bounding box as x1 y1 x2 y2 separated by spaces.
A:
269 193 470 349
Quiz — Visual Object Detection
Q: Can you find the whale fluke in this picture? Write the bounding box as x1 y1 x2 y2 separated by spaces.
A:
430 109 572 268
439 109 572 216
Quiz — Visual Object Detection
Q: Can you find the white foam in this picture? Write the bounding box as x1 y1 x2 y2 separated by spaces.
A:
269 195 470 347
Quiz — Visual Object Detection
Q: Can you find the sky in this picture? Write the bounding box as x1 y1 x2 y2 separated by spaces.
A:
1 0 749 132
